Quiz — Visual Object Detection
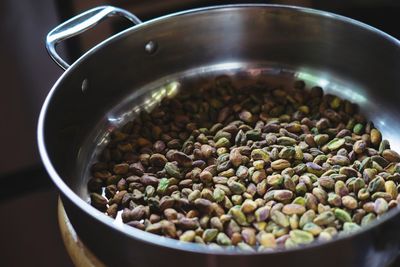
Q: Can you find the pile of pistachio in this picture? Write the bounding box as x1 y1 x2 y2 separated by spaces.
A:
88 77 400 251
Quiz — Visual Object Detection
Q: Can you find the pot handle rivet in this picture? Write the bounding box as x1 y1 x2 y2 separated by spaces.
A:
46 6 142 70
145 41 158 55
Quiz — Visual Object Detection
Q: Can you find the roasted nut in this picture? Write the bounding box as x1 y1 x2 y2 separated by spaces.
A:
88 79 400 250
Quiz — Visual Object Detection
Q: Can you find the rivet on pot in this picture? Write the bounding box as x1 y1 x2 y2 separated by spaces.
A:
145 41 158 54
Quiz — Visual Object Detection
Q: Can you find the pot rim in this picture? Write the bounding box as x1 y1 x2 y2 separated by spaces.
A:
38 4 400 255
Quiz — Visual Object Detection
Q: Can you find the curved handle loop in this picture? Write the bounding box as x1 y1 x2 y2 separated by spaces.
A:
46 6 142 70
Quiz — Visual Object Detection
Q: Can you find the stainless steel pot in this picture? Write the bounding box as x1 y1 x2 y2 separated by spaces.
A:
39 5 400 267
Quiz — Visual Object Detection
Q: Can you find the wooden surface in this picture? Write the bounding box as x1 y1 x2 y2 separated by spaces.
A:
58 198 105 267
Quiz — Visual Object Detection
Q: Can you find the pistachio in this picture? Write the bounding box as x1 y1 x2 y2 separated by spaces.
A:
140 174 159 186
255 206 271 222
289 214 299 230
292 196 306 206
230 148 243 167
289 230 314 245
359 157 373 172
90 193 108 210
318 176 335 190
228 181 247 195
357 188 370 201
203 228 219 243
236 165 249 180
353 140 367 154
343 222 361 234
342 195 358 210
257 232 276 248
313 211 335 226
385 180 398 199
374 198 388 215
113 163 129 174
282 204 306 215
306 162 324 176
179 217 200 230
161 220 177 238
188 189 201 202
271 210 290 228
363 168 377 183
382 149 400 162
335 181 349 196
194 198 213 214
164 162 182 179
371 155 389 168
371 192 392 202
353 124 364 135
229 206 249 226
378 140 390 154
299 210 316 228
318 232 332 242
283 176 295 193
302 222 322 236
145 222 163 234
156 178 169 195
334 208 352 223
253 160 265 170
327 138 346 151
363 202 375 213
327 193 342 207
241 199 258 213
170 151 193 167
284 237 297 249
106 203 118 218
273 190 294 202
213 188 226 203
149 153 168 167
237 242 254 251
179 230 196 242
312 188 327 205
271 159 291 170
159 196 175 211
368 176 385 193
251 170 266 184
216 232 232 246
277 137 297 146
370 129 382 146
314 134 330 146
361 213 376 226
215 137 231 148
304 193 318 211
327 155 350 166
241 228 257 246
267 174 284 187
239 110 253 123
251 149 270 162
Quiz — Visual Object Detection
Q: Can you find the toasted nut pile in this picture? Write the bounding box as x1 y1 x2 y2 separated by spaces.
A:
88 77 400 251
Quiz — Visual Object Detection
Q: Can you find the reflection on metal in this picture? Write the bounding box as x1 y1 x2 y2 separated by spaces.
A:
107 80 181 119
81 78 88 93
143 81 180 112
297 72 367 104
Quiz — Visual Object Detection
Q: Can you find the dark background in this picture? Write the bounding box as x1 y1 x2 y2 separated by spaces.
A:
0 0 398 266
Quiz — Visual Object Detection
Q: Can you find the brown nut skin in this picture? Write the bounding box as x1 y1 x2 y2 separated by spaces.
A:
88 79 400 251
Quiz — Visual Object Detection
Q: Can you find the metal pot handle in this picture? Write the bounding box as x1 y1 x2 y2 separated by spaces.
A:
46 6 142 70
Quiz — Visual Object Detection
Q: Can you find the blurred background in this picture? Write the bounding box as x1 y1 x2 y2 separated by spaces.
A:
0 0 398 266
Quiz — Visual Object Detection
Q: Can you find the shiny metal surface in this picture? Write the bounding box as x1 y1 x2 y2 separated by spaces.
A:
46 6 142 69
39 5 400 267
